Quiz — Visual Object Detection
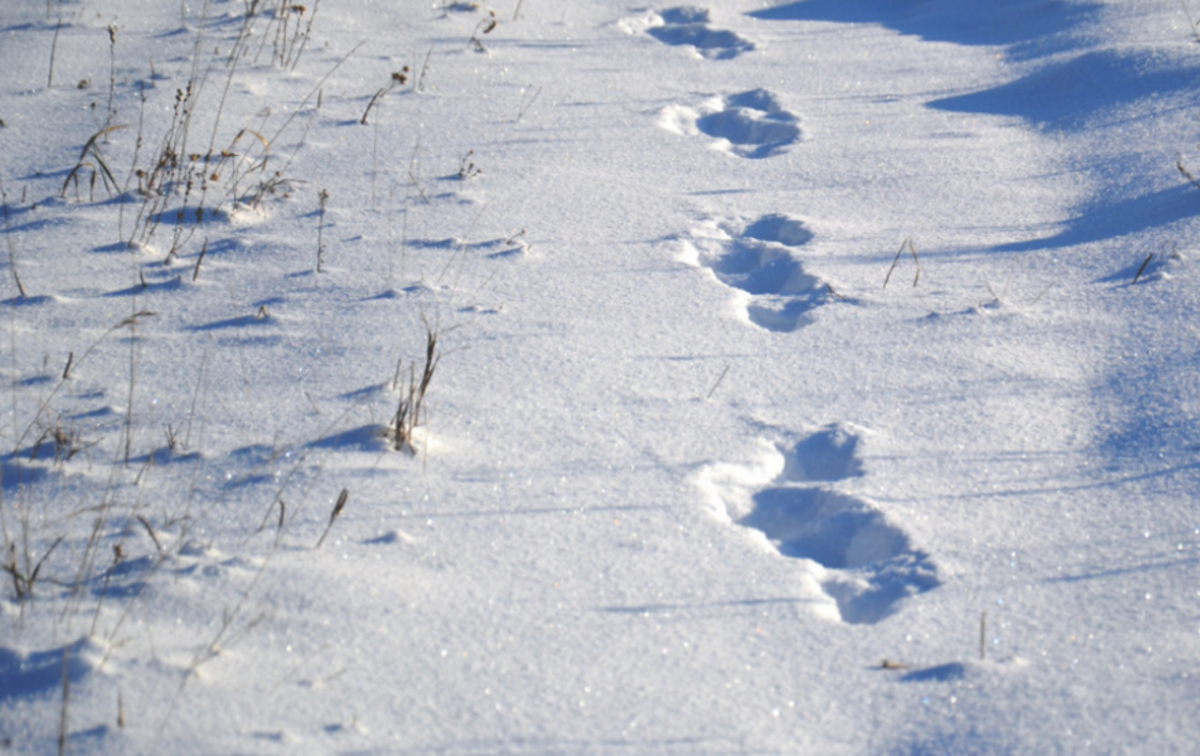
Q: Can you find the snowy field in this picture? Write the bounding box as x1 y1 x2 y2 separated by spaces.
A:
2 0 1200 752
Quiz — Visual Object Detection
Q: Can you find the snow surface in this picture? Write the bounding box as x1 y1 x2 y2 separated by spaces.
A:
2 0 1200 752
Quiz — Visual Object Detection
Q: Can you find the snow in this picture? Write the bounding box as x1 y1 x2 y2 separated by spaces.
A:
2 0 1200 752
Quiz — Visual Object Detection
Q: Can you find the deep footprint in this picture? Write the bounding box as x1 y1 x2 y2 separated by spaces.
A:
696 90 801 159
740 486 938 624
684 214 828 332
647 7 754 60
700 426 939 625
778 424 864 481
659 89 801 159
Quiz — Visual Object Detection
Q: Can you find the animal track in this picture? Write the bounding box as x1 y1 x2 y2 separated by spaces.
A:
680 214 831 332
697 426 939 624
741 487 938 624
660 90 800 159
779 423 863 481
646 7 754 60
698 90 801 158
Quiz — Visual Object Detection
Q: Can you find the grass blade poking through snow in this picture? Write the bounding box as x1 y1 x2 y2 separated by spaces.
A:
361 69 408 125
392 323 440 455
3 535 64 599
1 183 28 297
469 10 498 52
883 237 921 288
61 126 127 201
314 488 349 549
316 189 329 272
1178 157 1200 192
1132 253 1155 284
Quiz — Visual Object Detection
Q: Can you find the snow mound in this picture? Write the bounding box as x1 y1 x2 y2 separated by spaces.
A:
0 637 107 700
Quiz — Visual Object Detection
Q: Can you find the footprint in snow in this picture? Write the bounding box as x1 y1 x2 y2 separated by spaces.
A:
679 214 836 332
643 7 755 60
660 89 800 159
697 425 939 625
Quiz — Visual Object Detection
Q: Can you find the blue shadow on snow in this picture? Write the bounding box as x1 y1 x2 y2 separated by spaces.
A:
749 0 1099 57
929 50 1200 132
0 638 97 699
992 185 1200 252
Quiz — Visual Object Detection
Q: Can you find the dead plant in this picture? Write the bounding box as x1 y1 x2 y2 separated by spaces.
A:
391 324 441 454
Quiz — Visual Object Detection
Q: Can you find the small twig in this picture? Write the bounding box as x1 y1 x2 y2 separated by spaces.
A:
415 47 433 92
908 240 921 287
1027 282 1056 307
104 25 117 130
1180 158 1200 192
1 184 28 297
136 515 164 557
469 10 497 52
883 240 905 288
303 390 321 414
48 11 63 88
883 238 920 288
316 188 329 272
192 238 208 283
254 496 287 537
1183 0 1200 42
705 363 731 400
123 309 138 467
314 488 349 549
58 644 71 756
263 41 365 155
980 611 988 660
517 86 541 122
1132 253 1154 285
457 150 481 180
360 69 408 125
287 0 320 70
4 535 64 599
35 536 64 594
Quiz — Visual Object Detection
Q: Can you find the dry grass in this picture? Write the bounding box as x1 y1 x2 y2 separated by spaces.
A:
361 69 409 126
2 1 469 740
314 488 349 549
1 183 28 297
469 9 498 52
316 188 329 272
883 237 920 288
391 324 441 454
62 126 126 202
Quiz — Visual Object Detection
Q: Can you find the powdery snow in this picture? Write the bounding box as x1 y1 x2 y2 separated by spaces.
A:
2 0 1200 752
